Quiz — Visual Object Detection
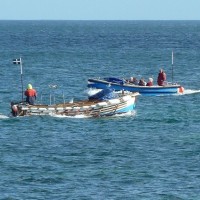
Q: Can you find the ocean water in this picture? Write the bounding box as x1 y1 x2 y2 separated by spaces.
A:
0 20 200 199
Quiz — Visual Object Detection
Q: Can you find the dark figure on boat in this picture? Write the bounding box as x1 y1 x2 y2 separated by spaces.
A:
146 78 153 86
11 102 18 117
24 84 37 105
157 69 166 86
129 77 138 85
138 78 146 86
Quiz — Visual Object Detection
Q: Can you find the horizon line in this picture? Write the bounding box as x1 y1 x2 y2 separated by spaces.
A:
1 19 200 21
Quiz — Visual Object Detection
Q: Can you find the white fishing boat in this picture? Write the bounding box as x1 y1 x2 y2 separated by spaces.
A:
10 58 139 118
11 89 139 118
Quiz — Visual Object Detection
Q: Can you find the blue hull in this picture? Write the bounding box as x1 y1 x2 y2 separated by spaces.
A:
88 78 183 96
99 103 136 116
99 97 136 116
116 103 136 113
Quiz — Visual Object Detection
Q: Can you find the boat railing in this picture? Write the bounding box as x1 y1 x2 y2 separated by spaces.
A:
165 81 179 86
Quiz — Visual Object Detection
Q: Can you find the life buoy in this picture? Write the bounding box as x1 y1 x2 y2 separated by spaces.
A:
178 87 184 93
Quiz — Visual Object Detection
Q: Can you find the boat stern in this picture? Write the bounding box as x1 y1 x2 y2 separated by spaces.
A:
115 93 138 114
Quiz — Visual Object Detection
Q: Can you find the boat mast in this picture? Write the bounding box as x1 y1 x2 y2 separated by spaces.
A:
20 58 24 102
171 51 174 83
13 57 24 102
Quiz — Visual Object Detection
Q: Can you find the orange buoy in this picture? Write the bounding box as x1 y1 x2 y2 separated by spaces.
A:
178 86 184 93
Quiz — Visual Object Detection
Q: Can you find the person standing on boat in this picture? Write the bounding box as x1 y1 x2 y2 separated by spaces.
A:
157 69 166 86
146 78 153 86
24 84 37 105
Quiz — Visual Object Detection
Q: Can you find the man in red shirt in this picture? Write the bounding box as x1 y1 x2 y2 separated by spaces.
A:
24 84 37 105
157 69 166 86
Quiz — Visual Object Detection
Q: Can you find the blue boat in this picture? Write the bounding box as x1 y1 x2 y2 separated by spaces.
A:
87 77 184 96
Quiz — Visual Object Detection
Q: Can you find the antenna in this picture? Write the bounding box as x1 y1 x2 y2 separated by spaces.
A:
171 51 174 83
20 58 24 102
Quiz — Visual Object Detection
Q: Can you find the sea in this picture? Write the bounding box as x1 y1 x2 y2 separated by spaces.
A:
0 20 200 200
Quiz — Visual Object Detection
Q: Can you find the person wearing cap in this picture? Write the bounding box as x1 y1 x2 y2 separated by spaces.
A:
24 84 37 105
157 69 166 86
146 78 153 86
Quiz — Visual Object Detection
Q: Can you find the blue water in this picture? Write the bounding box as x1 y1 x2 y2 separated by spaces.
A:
0 20 200 199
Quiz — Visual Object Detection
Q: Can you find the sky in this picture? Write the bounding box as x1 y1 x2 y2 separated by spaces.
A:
0 0 200 20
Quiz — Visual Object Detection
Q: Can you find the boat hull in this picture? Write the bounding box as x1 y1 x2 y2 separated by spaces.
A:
11 93 138 117
88 78 184 95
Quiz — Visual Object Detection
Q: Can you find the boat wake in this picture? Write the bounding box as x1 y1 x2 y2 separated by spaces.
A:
50 114 90 118
0 113 9 119
85 88 102 96
173 89 200 96
114 110 137 117
182 89 200 95
50 110 136 119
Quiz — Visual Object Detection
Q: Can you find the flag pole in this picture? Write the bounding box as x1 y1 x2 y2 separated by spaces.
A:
13 57 24 102
171 51 174 83
20 57 24 102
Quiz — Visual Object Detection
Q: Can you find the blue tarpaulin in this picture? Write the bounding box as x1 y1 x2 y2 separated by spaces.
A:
103 77 125 85
88 88 118 100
